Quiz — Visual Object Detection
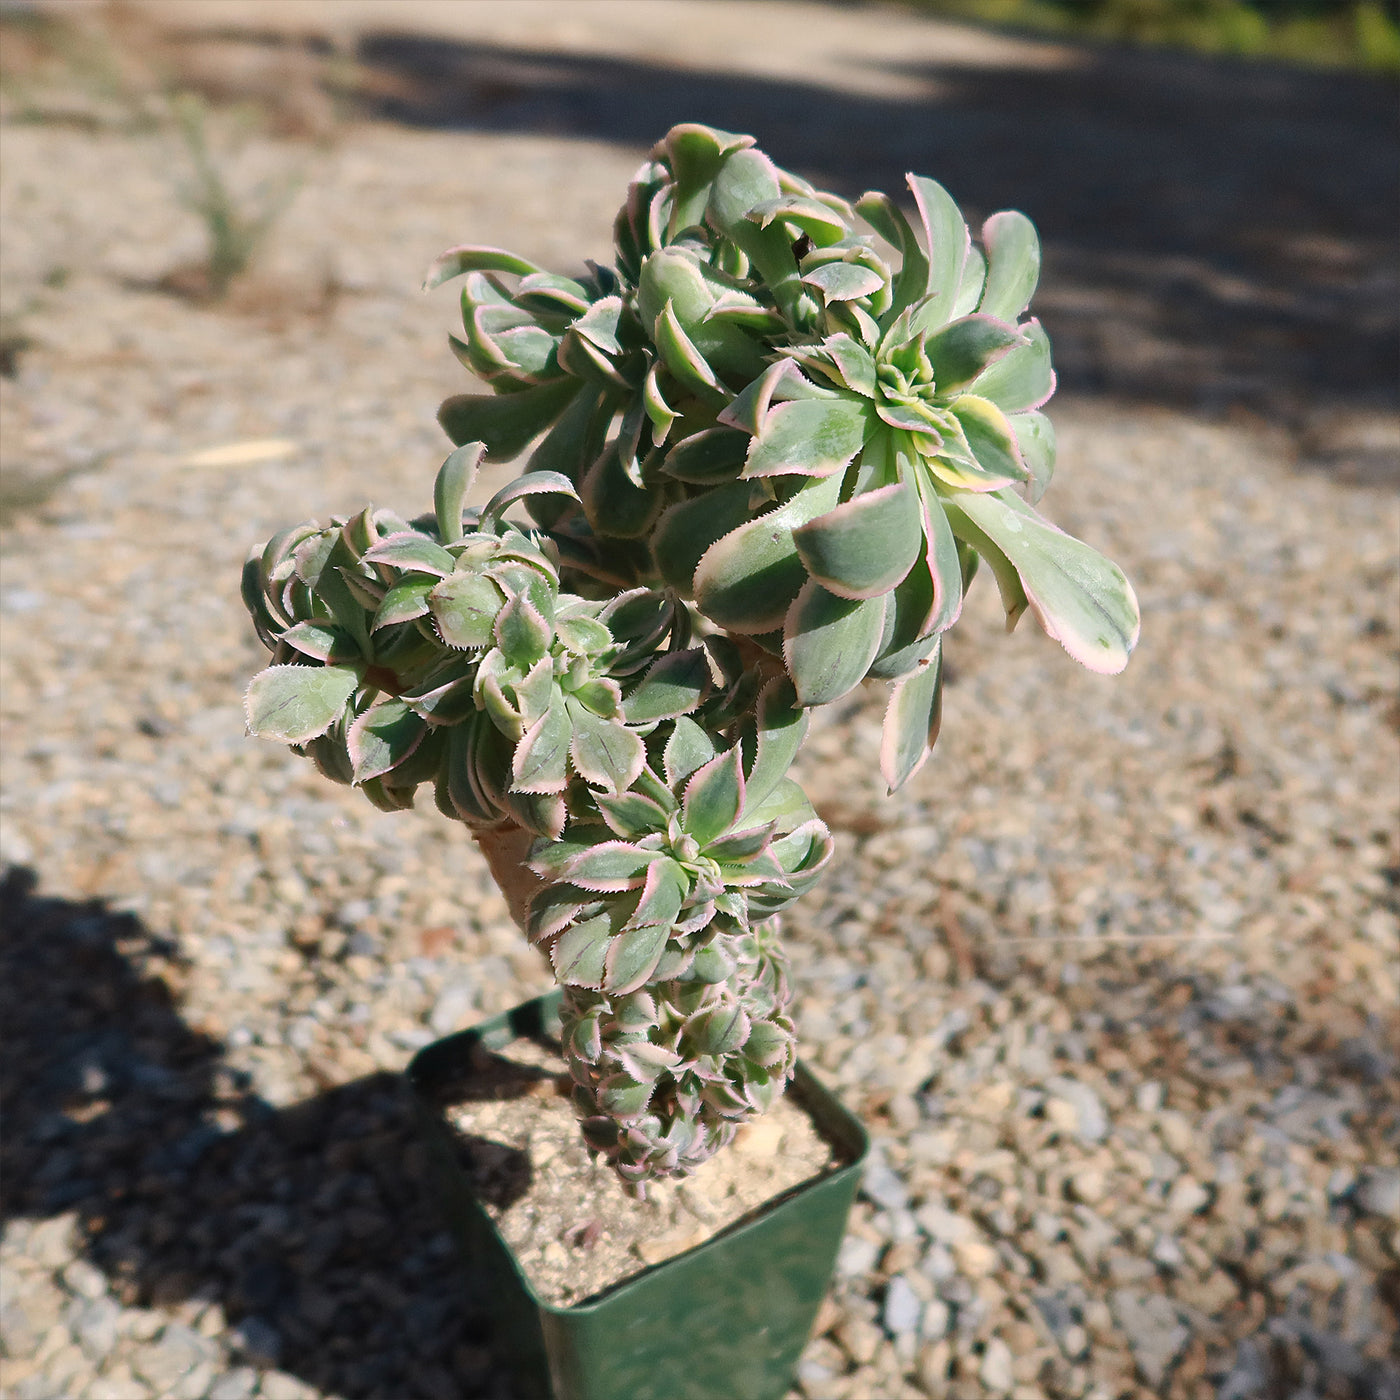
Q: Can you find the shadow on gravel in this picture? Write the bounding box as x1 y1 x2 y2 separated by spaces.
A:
0 866 504 1400
333 27 1400 443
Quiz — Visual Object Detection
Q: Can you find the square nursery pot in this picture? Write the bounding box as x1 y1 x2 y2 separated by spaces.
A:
407 990 869 1400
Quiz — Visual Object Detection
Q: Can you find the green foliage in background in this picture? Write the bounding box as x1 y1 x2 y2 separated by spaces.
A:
890 0 1400 72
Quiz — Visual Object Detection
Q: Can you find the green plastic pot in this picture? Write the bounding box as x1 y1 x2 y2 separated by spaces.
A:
407 990 869 1400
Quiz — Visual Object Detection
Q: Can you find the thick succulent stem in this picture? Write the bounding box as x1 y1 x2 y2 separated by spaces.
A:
471 821 543 935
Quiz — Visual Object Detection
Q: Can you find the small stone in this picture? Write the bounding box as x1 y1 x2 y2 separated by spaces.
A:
952 1238 998 1277
883 1274 923 1338
979 1336 1015 1393
26 1215 78 1269
915 1203 972 1245
133 1324 211 1391
59 1259 107 1300
1135 1081 1164 1113
916 1338 951 1398
1069 1169 1107 1204
1166 1175 1211 1216
1150 1234 1185 1271
921 1298 950 1341
208 1369 259 1400
862 1159 910 1212
1353 1168 1400 1220
1045 1076 1109 1143
835 1313 882 1366
1110 1289 1190 1387
836 1233 881 1279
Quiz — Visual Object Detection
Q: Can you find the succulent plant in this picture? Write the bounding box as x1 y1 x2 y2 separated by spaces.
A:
242 122 1139 1191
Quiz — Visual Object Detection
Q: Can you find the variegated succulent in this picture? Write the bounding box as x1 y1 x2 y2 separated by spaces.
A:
242 122 1139 1191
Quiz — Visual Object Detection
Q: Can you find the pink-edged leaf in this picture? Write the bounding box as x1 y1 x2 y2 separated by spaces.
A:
423 243 543 290
661 427 749 485
434 442 484 544
767 817 835 883
616 1041 684 1083
692 473 843 633
511 691 571 794
527 884 597 945
968 318 1055 413
802 260 886 303
626 858 689 931
880 645 944 792
855 189 929 320
682 746 745 848
643 360 677 444
245 664 357 744
438 379 579 461
978 210 1040 323
503 787 568 841
623 648 711 723
568 702 645 792
948 394 1028 486
750 193 850 242
602 920 671 995
792 480 923 600
652 479 755 597
719 358 832 437
372 576 436 631
564 840 659 892
688 1004 751 1057
820 333 879 397
597 1072 656 1121
741 397 874 479
924 314 1027 397
944 490 1140 673
654 299 722 395
743 676 809 813
719 850 790 888
429 573 504 649
952 243 987 319
493 591 552 668
663 716 718 789
347 696 427 784
281 619 360 663
875 399 941 434
783 581 888 707
549 913 612 989
909 174 970 326
907 450 963 634
479 470 581 525
705 822 778 864
595 790 670 840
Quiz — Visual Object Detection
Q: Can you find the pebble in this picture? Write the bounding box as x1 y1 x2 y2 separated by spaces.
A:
978 1336 1015 1393
1353 1168 1400 1221
1109 1289 1190 1387
1044 1076 1109 1144
883 1274 923 1338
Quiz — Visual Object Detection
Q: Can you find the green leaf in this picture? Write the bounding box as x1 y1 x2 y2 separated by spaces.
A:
372 576 436 631
569 701 646 792
493 591 553 668
945 490 1140 672
437 379 579 461
512 690 571 794
654 298 723 396
663 123 754 234
550 914 612 988
281 619 360 663
692 473 842 634
434 443 483 544
792 480 922 600
819 334 879 398
479 469 581 525
652 480 756 596
429 573 503 649
909 175 971 328
423 243 543 290
623 649 711 723
783 581 888 707
925 315 1026 397
595 790 670 840
581 443 662 541
688 1004 751 1056
246 664 358 744
347 696 426 784
662 428 750 484
743 677 809 813
855 190 929 321
912 461 965 634
664 716 718 789
948 394 1028 487
742 397 874 479
1010 410 1055 503
968 318 1054 413
880 644 943 792
626 858 689 931
362 533 456 577
564 840 658 891
682 746 745 847
554 613 613 657
750 194 849 244
802 261 885 303
978 210 1040 322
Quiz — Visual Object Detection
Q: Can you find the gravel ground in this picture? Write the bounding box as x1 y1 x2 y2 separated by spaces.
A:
2 4 1397 1399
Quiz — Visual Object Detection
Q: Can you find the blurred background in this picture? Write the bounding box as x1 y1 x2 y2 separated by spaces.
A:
1 4 1397 1400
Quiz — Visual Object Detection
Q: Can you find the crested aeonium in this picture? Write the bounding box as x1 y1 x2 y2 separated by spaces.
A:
241 123 1139 1193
